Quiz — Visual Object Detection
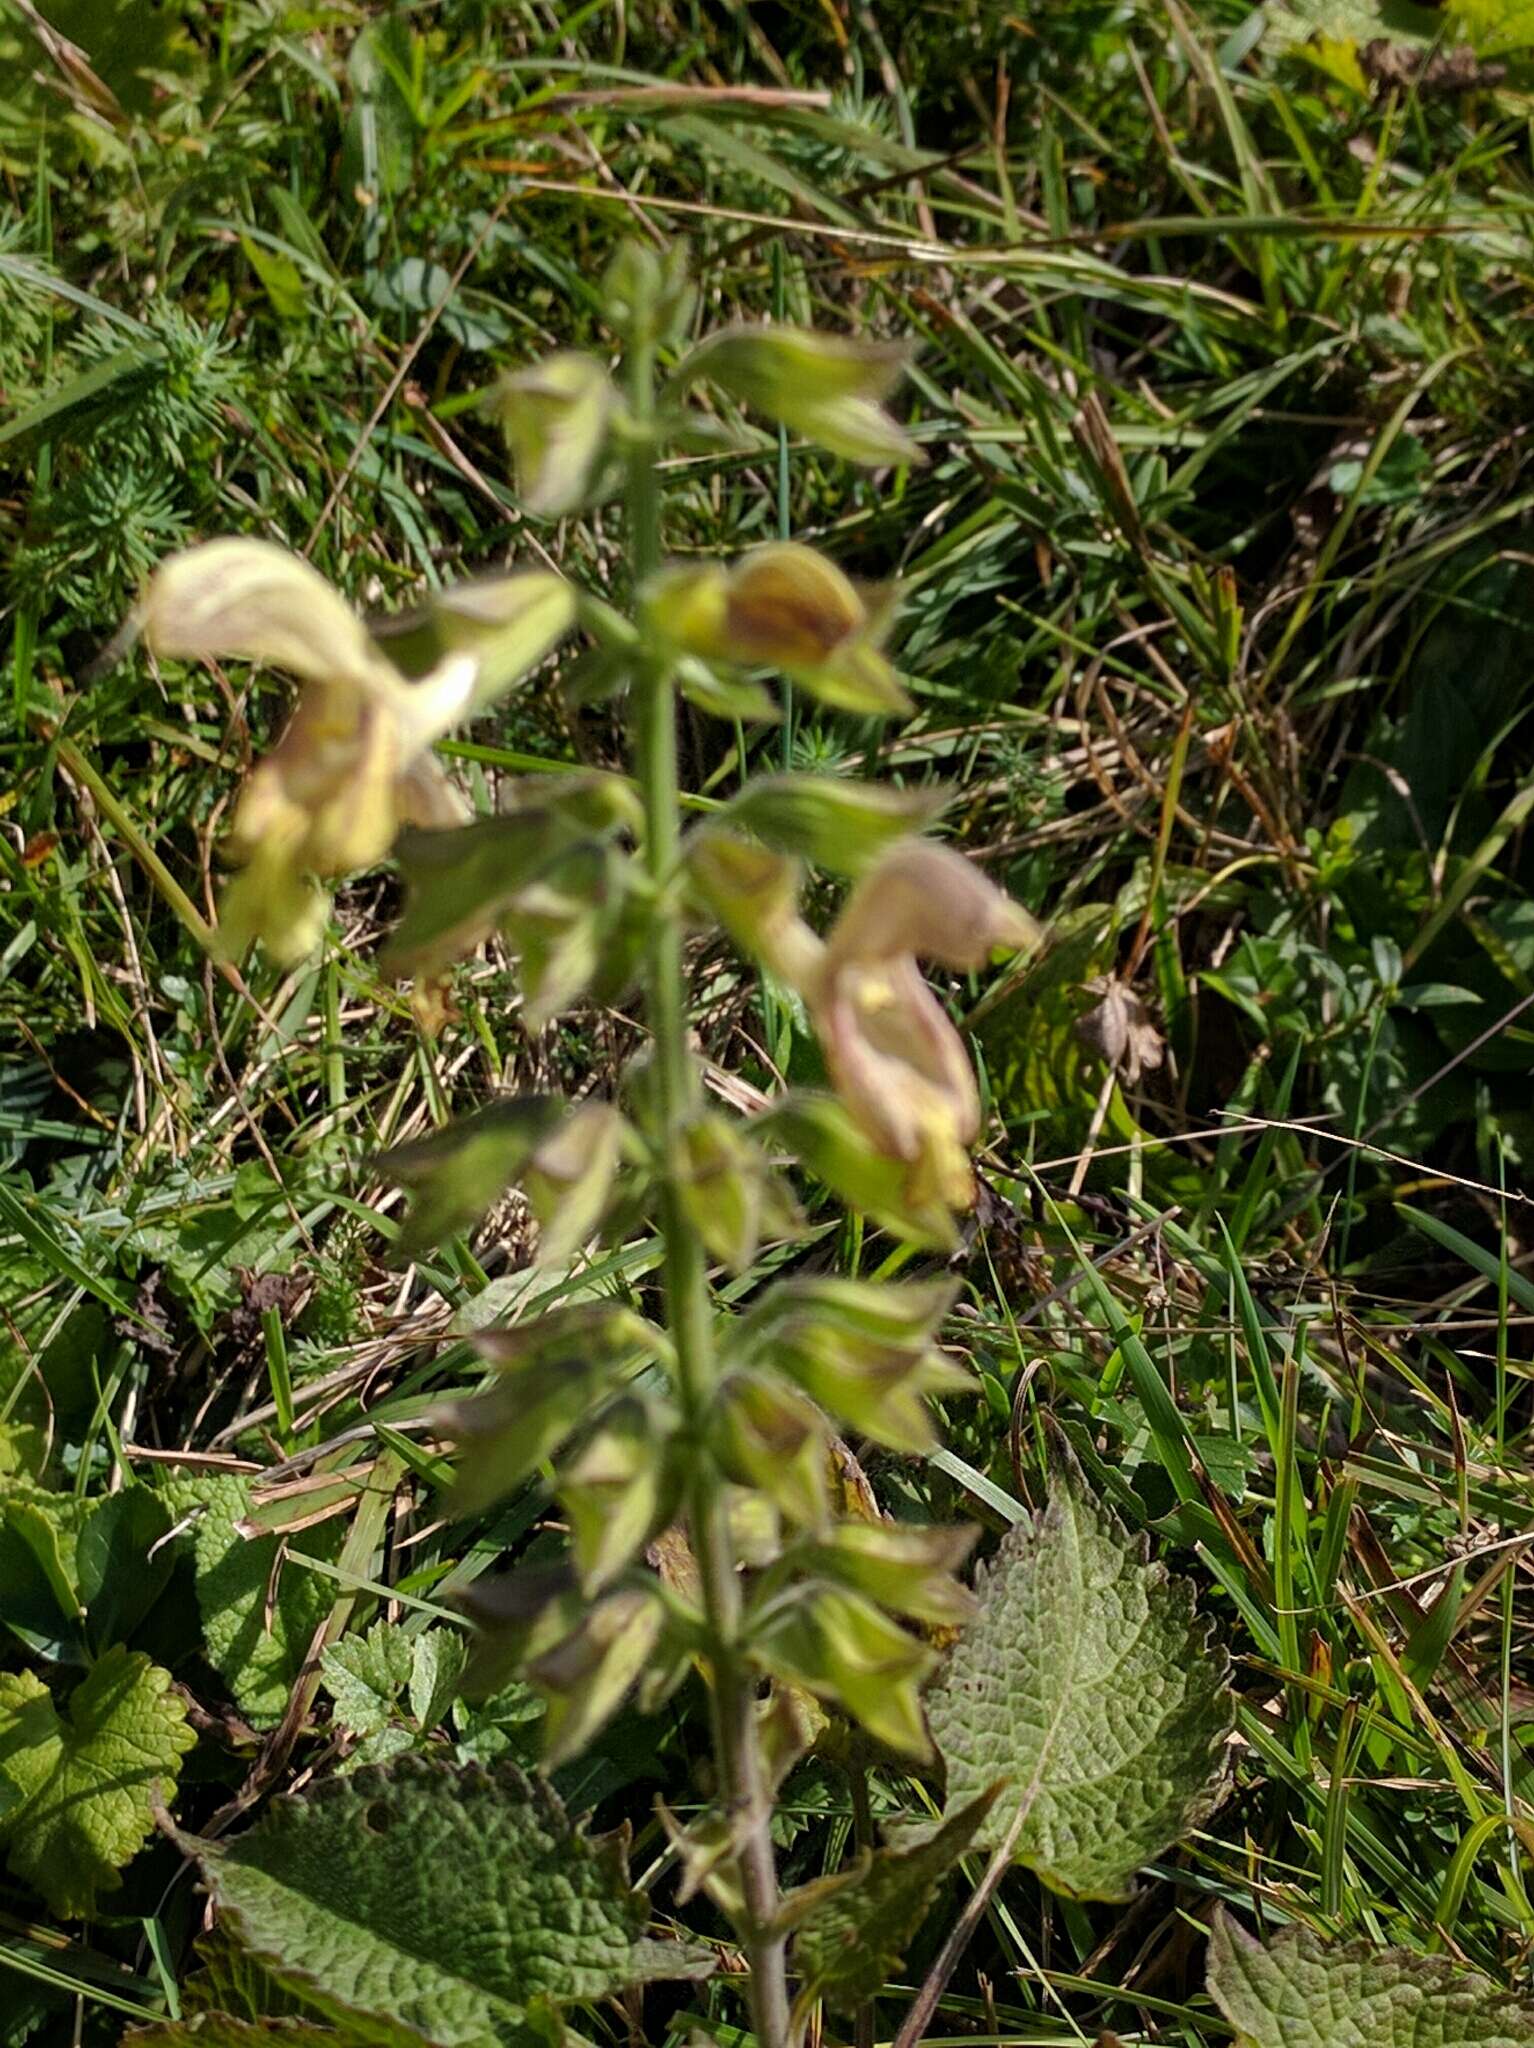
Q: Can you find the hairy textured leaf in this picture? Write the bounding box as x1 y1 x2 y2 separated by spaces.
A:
321 1623 415 1738
192 1755 714 2045
0 1647 194 1917
170 1475 337 1729
927 1459 1232 1899
1207 1911 1534 2047
792 1785 1001 2010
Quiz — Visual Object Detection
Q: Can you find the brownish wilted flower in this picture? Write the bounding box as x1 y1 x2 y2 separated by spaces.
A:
808 841 1037 1210
692 833 1037 1213
646 542 908 716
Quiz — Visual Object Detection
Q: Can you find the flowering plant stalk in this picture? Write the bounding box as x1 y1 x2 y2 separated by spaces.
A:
141 241 1037 2048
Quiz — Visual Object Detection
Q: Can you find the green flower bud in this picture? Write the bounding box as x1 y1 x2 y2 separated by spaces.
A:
680 325 923 469
710 1371 829 1531
752 1584 936 1761
490 350 615 516
647 544 910 717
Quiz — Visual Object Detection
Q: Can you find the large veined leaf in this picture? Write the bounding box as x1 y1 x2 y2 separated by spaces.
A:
166 1475 337 1729
1207 1912 1534 2047
187 1756 714 2046
926 1459 1232 1900
0 1647 194 1918
791 1785 1001 2012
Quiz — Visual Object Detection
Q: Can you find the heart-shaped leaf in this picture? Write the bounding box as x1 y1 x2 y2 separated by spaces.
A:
926 1456 1232 1900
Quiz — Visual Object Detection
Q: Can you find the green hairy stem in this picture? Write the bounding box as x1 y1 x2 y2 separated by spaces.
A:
625 322 792 2046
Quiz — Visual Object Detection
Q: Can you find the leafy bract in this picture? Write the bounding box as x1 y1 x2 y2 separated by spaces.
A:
379 1099 563 1257
1206 1912 1534 2048
926 1458 1232 1900
190 1755 713 2045
445 1304 666 1516
754 1093 960 1250
721 774 943 875
379 773 640 988
0 1647 194 1918
791 1785 1001 2011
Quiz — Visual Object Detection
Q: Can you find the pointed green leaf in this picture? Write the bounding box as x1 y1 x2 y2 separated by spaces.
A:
402 1631 462 1733
1206 1910 1534 2047
380 1099 563 1257
792 1785 1002 2010
191 1756 714 2044
0 1648 195 1918
926 1458 1232 1900
722 775 943 875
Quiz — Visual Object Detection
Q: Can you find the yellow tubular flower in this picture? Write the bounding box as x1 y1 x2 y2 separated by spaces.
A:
142 539 574 964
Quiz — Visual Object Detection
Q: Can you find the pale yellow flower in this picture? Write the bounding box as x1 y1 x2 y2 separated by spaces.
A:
143 539 574 963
